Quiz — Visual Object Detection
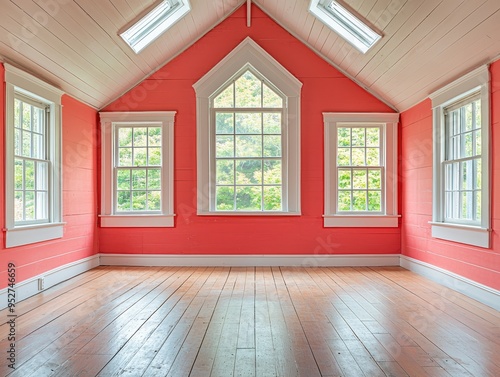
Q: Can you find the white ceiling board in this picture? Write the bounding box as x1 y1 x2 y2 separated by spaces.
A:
1 0 499 111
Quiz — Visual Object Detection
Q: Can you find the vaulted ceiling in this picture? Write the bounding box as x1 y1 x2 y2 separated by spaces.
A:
1 0 499 111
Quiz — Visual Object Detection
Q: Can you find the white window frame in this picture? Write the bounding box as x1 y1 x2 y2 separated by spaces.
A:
193 37 302 216
99 111 176 227
323 113 399 227
4 64 64 248
429 65 490 248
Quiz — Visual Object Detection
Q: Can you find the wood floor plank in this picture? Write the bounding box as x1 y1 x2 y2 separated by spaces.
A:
1 265 498 377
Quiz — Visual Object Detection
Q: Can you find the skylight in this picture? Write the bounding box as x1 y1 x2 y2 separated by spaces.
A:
309 0 381 53
120 0 191 54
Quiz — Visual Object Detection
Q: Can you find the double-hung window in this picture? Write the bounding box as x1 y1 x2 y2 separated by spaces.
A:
430 66 490 247
5 64 64 247
99 112 175 227
323 113 399 227
194 37 302 215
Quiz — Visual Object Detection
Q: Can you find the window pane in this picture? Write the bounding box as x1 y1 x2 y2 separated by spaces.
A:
33 107 44 133
474 100 481 128
352 148 365 166
23 131 31 157
216 136 234 158
22 102 31 130
14 99 21 128
338 128 350 147
462 160 472 190
262 83 283 108
351 128 365 147
216 113 234 134
132 191 147 210
464 103 473 131
263 135 281 157
475 130 481 155
337 148 350 166
36 192 48 219
216 186 235 210
132 169 147 190
235 186 261 210
263 113 281 134
352 191 367 211
236 160 262 184
119 128 133 147
368 170 381 189
235 135 262 157
133 127 147 146
15 128 21 156
148 147 161 165
15 159 23 190
235 71 261 108
147 191 161 211
366 148 379 166
216 160 234 185
475 159 481 190
15 191 23 221
235 113 261 134
366 128 380 147
476 191 481 220
36 161 48 190
133 148 147 166
338 191 351 211
263 160 281 184
25 191 35 220
148 169 161 190
214 84 234 108
148 127 162 146
117 169 131 190
25 160 35 190
368 191 381 211
464 132 473 157
263 186 282 210
33 134 44 159
117 191 131 211
119 148 132 166
338 169 351 189
353 170 367 189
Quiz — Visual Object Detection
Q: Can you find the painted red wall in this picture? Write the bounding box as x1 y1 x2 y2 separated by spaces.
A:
400 59 500 291
100 5 399 256
0 63 99 289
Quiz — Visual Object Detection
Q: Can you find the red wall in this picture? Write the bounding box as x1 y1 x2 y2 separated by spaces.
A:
100 5 399 256
400 59 500 291
0 63 99 289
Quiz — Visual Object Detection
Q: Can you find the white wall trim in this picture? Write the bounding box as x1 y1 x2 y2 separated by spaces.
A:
400 255 500 311
99 253 401 267
0 255 100 310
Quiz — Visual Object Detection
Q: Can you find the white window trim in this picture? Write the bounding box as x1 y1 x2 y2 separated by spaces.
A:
4 64 64 248
323 112 400 227
193 37 302 216
429 65 490 248
99 111 176 227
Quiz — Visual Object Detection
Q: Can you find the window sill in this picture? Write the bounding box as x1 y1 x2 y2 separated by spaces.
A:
430 222 490 248
5 222 65 248
197 211 301 216
323 215 400 227
100 214 175 228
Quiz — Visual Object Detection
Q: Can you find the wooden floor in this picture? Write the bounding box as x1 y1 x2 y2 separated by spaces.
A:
1 266 499 377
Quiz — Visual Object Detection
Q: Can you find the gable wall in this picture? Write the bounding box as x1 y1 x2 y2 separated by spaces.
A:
100 5 399 256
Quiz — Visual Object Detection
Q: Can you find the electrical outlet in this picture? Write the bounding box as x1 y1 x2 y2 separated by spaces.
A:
38 277 45 291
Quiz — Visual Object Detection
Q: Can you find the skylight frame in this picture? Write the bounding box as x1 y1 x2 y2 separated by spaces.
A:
120 0 191 54
309 0 381 54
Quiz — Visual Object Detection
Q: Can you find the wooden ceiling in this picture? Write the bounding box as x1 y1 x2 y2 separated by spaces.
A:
1 0 499 111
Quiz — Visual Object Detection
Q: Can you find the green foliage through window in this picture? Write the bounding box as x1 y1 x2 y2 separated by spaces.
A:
213 70 284 211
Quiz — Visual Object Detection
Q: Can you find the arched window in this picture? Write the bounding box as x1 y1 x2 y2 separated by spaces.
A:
194 38 302 215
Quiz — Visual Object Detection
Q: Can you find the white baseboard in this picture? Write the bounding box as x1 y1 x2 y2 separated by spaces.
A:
400 255 500 311
0 255 100 311
99 253 401 267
